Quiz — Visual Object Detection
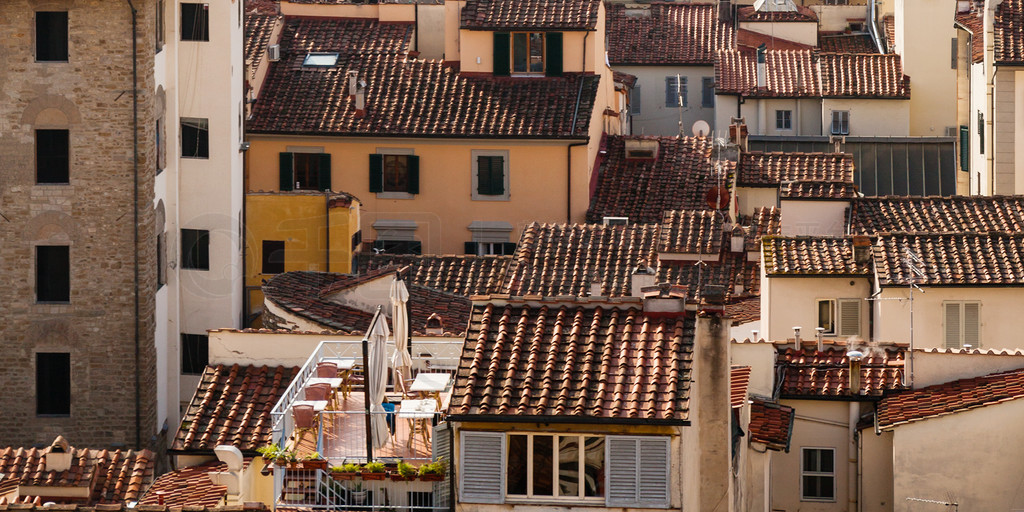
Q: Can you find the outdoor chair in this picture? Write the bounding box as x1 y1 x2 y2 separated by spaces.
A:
316 361 338 378
292 404 316 446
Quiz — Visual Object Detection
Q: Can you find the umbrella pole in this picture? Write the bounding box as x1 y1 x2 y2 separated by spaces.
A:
363 305 382 462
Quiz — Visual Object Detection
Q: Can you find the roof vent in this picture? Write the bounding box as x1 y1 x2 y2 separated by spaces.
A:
268 44 280 62
624 139 659 161
852 235 872 264
603 216 629 226
45 436 72 473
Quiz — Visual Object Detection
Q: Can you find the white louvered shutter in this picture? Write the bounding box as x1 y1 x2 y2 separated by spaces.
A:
459 431 505 504
433 422 452 508
944 302 961 349
606 436 671 508
838 299 861 337
963 302 981 348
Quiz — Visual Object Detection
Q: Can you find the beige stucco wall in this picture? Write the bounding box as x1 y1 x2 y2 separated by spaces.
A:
811 5 871 32
779 200 849 236
874 286 1024 350
911 350 1024 387
459 30 595 75
737 187 778 218
731 341 777 397
718 97 822 136
615 65 716 137
860 429 894 512
889 399 1024 511
894 0 958 136
738 21 818 47
993 68 1016 194
280 1 415 21
969 62 988 194
762 276 872 343
821 98 910 137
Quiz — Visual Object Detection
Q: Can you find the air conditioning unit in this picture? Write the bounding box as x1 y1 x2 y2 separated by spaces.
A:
604 217 629 226
945 126 958 137
268 44 280 62
624 139 659 160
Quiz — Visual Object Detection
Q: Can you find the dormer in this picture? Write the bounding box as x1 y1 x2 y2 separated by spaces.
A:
736 0 818 47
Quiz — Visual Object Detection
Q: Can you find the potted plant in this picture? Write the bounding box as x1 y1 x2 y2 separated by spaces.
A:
256 444 282 462
348 482 367 505
362 461 387 480
330 463 361 481
301 452 329 471
283 448 300 469
418 458 446 481
389 461 417 481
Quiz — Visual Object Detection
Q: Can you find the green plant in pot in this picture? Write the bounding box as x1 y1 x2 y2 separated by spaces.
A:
390 461 417 481
301 451 329 471
418 457 446 481
362 461 387 480
330 463 361 481
256 444 283 462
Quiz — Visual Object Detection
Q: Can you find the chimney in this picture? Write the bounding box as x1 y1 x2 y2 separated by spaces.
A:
816 326 825 352
729 118 749 151
589 280 602 297
846 350 864 395
45 436 72 473
631 265 657 297
792 326 801 351
694 312 733 511
354 88 366 118
751 329 759 342
852 235 871 265
730 226 745 253
756 44 767 90
642 284 688 317
718 0 733 22
347 70 359 98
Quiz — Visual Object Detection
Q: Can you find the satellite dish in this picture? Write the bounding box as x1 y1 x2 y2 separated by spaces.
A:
705 186 730 210
692 120 711 137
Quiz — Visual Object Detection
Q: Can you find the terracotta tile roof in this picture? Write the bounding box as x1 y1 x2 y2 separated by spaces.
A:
736 29 814 52
658 210 723 254
819 33 878 53
742 206 781 252
0 440 154 505
882 15 895 52
779 180 858 200
246 0 279 15
173 364 300 453
506 222 760 299
0 505 268 512
612 70 637 89
263 270 472 335
450 301 694 422
731 366 751 407
737 151 854 187
716 50 910 98
848 196 1024 235
357 254 510 296
762 236 872 276
244 13 280 78
138 461 239 509
955 9 984 63
736 5 817 22
248 17 599 138
460 0 600 29
995 0 1024 64
776 345 906 398
874 233 1024 286
606 3 734 65
748 400 794 451
724 296 760 325
586 136 731 224
878 367 1024 428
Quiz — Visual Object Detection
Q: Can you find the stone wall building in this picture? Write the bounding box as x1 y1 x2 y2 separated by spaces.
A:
0 0 158 448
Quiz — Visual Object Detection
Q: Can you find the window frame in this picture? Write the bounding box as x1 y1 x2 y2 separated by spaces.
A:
181 117 209 159
830 110 850 135
471 149 510 201
665 76 687 108
505 433 606 502
36 129 70 184
776 109 793 130
511 32 545 75
800 447 836 502
701 77 715 108
816 298 860 337
36 245 70 303
36 352 71 417
262 240 285 274
181 3 210 42
181 228 210 271
180 333 209 375
371 148 418 198
816 299 835 334
35 11 69 62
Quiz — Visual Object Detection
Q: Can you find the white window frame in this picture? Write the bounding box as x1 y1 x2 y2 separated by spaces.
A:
830 110 850 135
776 109 793 130
943 300 982 349
816 298 860 336
816 299 836 334
800 447 836 502
470 149 510 201
505 433 606 503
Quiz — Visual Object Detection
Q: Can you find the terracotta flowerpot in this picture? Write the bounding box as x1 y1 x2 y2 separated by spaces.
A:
302 459 329 471
362 472 386 480
420 473 444 481
389 473 415 481
331 472 356 481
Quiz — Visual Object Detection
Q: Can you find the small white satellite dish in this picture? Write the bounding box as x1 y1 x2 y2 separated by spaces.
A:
692 120 711 137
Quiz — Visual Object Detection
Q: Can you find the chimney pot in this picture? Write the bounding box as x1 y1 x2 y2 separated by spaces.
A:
815 326 825 351
751 329 758 342
846 350 864 395
756 44 767 90
792 326 801 350
631 265 657 297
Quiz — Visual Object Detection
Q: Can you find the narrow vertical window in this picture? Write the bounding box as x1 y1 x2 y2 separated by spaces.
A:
665 76 687 108
181 228 210 270
37 246 70 302
181 118 209 158
702 77 715 108
181 334 209 375
181 3 209 42
36 12 69 62
37 353 71 416
36 129 70 184
262 240 285 274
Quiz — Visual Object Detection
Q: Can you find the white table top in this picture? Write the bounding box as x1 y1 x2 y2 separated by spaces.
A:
397 399 437 419
409 373 451 392
306 377 344 388
292 400 329 412
321 358 357 370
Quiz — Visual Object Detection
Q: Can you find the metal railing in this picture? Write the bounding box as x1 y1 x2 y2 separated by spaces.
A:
278 468 449 511
316 410 443 463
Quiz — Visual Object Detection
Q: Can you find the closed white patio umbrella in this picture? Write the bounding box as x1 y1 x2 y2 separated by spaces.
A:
390 276 412 387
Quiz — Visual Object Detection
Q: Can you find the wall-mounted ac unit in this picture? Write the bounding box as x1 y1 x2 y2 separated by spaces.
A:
604 217 629 226
268 44 280 62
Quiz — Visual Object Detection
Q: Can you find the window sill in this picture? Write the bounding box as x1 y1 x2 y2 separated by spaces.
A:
510 73 546 78
471 194 511 202
34 60 69 64
35 182 71 186
801 498 837 503
181 267 210 271
181 155 210 160
36 414 71 418
504 497 606 506
35 301 70 305
376 192 415 200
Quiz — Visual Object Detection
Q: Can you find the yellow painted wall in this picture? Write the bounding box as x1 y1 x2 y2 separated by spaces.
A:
280 1 414 21
247 136 590 254
459 30 594 74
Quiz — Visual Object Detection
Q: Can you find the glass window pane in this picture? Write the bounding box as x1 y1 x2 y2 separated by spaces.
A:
529 33 544 73
583 436 604 497
558 436 580 497
507 435 528 495
820 449 834 471
817 301 833 332
513 33 528 73
383 155 408 192
803 448 817 472
533 435 553 496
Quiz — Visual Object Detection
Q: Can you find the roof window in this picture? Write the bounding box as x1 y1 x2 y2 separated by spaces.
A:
303 53 339 67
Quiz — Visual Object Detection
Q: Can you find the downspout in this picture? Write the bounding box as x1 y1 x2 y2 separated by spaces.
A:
866 0 884 53
568 72 587 224
984 0 1003 195
324 192 330 273
848 402 859 511
125 0 142 451
414 3 419 53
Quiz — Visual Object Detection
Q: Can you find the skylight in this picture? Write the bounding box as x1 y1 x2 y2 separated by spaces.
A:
303 53 339 67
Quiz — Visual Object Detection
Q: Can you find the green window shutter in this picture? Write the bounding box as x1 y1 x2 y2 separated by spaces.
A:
279 152 294 191
369 154 383 193
318 153 332 191
477 156 493 195
490 156 505 195
493 32 510 76
465 242 479 255
545 32 563 77
959 125 969 171
406 155 420 194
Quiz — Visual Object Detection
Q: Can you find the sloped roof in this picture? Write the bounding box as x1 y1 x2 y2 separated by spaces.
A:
819 33 878 53
748 400 795 451
586 136 730 224
716 50 910 98
743 206 781 252
461 0 601 29
995 0 1024 64
357 254 510 296
725 296 761 325
762 236 872 276
777 345 906 398
874 233 1024 286
244 13 280 78
736 4 817 22
138 461 238 509
780 180 858 200
731 366 751 407
658 210 724 254
172 364 299 453
878 368 1024 428
606 3 734 65
450 301 694 423
737 152 854 187
249 17 599 138
848 196 1024 235
955 8 984 63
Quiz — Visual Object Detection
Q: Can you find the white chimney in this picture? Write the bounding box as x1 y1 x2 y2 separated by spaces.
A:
589 281 602 297
751 329 758 342
347 70 359 97
792 326 801 351
756 44 767 89
631 266 657 297
816 326 825 352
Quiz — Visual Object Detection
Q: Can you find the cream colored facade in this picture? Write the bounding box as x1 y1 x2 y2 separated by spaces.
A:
778 199 849 236
616 65 717 137
154 0 244 435
893 0 958 136
738 20 818 46
715 97 822 136
760 273 873 344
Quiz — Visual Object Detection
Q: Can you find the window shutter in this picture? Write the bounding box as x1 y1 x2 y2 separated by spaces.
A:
963 302 980 347
476 156 492 196
606 437 639 506
838 299 860 336
944 302 961 349
318 153 332 191
369 154 383 193
493 33 510 76
279 152 294 191
545 32 563 77
432 422 452 509
665 77 677 107
459 431 505 503
489 156 505 195
465 241 479 255
406 155 420 194
632 85 642 115
959 125 970 171
637 438 671 507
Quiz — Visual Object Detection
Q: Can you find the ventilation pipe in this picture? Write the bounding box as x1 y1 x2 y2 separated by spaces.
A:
792 326 801 351
816 326 825 352
751 329 759 342
866 0 885 53
756 44 767 89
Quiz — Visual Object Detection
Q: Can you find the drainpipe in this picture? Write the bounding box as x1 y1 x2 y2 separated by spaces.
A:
125 0 142 451
567 71 588 224
866 0 884 53
325 192 331 273
847 350 863 511
984 0 1003 195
